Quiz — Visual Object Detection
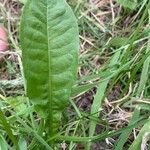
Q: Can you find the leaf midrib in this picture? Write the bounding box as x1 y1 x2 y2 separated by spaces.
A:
47 0 53 134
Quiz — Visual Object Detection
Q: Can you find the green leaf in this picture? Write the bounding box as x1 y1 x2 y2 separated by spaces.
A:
127 9 150 150
136 9 150 96
116 0 137 10
129 119 150 150
6 96 27 116
88 50 121 149
50 118 147 142
114 107 140 150
18 0 27 4
0 134 7 150
109 37 128 47
0 109 18 149
20 0 79 136
9 110 53 150
18 137 27 150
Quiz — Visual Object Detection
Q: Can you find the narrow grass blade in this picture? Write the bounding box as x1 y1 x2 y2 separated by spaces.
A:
9 110 53 150
128 119 150 150
121 48 150 97
0 109 18 149
0 134 8 150
137 10 150 97
115 10 150 149
52 117 147 142
127 9 150 150
72 58 133 97
121 1 150 65
114 107 140 150
89 50 121 135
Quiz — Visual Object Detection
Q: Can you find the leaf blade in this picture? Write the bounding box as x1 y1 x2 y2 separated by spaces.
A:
0 134 8 150
20 0 79 135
